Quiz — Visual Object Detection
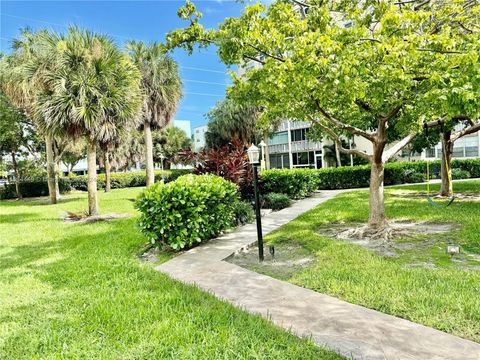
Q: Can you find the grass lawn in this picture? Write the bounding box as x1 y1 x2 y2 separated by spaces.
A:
255 180 480 343
0 187 341 359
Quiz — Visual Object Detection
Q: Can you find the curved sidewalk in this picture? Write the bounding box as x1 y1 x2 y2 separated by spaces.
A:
156 190 480 360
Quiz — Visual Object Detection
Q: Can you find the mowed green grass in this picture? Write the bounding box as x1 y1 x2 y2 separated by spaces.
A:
0 188 341 359
262 180 480 343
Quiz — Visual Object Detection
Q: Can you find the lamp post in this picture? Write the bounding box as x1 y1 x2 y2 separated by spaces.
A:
247 144 264 262
258 140 267 171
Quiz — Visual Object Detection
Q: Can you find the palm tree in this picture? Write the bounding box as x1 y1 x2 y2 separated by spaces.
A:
0 32 62 204
127 41 182 186
34 27 142 215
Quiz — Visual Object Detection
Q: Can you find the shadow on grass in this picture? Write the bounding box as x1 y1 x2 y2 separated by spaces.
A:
0 212 43 224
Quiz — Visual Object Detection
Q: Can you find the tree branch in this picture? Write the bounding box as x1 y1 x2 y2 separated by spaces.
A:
334 139 372 161
451 120 480 142
417 48 464 54
313 99 376 141
247 44 285 63
243 55 265 65
382 133 417 162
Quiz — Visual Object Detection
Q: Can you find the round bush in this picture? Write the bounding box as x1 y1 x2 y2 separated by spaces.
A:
231 200 254 226
135 174 239 250
262 193 292 211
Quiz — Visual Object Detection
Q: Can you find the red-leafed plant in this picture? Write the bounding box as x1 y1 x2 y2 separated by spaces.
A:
180 139 253 198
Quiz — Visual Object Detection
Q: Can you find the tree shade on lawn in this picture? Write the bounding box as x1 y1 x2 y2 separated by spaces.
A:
167 0 480 234
127 41 183 186
0 188 341 359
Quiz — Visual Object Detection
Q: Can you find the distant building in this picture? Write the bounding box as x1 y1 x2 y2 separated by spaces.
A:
174 119 192 139
193 125 208 151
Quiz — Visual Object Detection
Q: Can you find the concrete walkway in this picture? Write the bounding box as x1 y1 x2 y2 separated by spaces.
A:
157 190 480 360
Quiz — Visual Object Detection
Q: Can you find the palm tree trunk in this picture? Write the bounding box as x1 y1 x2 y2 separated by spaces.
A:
45 135 58 204
55 159 61 200
87 140 99 215
144 121 155 186
104 151 111 193
11 151 22 199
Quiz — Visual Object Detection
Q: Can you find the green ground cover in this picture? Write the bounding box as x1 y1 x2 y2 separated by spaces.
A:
0 188 340 359
255 180 480 343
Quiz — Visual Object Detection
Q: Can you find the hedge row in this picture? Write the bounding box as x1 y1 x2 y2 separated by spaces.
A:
260 158 480 199
67 169 191 191
0 169 191 199
0 178 71 200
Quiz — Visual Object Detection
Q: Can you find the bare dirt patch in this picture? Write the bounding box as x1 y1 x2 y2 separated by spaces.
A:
225 243 314 280
62 211 130 223
318 221 458 257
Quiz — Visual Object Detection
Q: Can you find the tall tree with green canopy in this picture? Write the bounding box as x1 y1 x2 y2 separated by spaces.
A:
168 0 480 235
127 41 183 186
32 27 142 215
205 98 259 149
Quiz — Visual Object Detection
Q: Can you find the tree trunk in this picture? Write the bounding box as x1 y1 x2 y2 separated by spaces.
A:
144 121 155 186
86 140 99 215
54 159 61 200
45 135 58 204
440 131 453 197
335 142 342 167
368 161 387 229
104 151 111 193
11 151 22 199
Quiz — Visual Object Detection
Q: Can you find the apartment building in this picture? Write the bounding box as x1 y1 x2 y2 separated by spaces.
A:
193 125 208 151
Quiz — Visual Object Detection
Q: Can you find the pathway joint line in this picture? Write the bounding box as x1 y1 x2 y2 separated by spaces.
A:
157 190 480 360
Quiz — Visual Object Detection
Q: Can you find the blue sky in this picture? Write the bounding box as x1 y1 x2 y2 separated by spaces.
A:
0 0 248 130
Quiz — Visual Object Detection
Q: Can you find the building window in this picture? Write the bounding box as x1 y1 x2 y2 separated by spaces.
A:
292 151 315 167
453 147 464 157
269 131 288 145
426 148 436 158
270 153 289 169
291 128 308 142
465 146 478 157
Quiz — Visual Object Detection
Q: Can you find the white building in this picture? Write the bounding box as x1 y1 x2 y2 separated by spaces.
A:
193 125 208 151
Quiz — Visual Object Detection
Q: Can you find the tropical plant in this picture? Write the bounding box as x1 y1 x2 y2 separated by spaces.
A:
180 139 253 198
152 126 191 169
205 98 259 149
127 41 183 186
168 0 480 236
0 33 66 204
31 27 142 215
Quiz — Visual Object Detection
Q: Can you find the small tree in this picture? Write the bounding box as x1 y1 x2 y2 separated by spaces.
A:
152 126 191 169
61 140 86 176
168 0 480 235
205 98 259 149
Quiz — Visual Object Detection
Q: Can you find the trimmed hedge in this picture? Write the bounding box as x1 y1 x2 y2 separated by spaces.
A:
67 169 191 191
260 158 480 197
135 174 239 250
0 169 192 199
0 178 71 200
262 193 292 211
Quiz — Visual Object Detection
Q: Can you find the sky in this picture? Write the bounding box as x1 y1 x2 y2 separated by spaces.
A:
0 0 249 130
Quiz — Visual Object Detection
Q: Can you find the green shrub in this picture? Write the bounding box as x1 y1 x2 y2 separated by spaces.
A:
260 169 319 199
0 178 71 200
452 169 471 180
260 158 479 193
231 200 254 226
262 193 292 211
135 174 239 250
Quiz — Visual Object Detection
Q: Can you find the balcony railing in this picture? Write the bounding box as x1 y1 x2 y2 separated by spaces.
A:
269 140 323 154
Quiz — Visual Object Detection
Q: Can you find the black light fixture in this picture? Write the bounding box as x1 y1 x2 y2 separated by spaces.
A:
247 144 264 262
